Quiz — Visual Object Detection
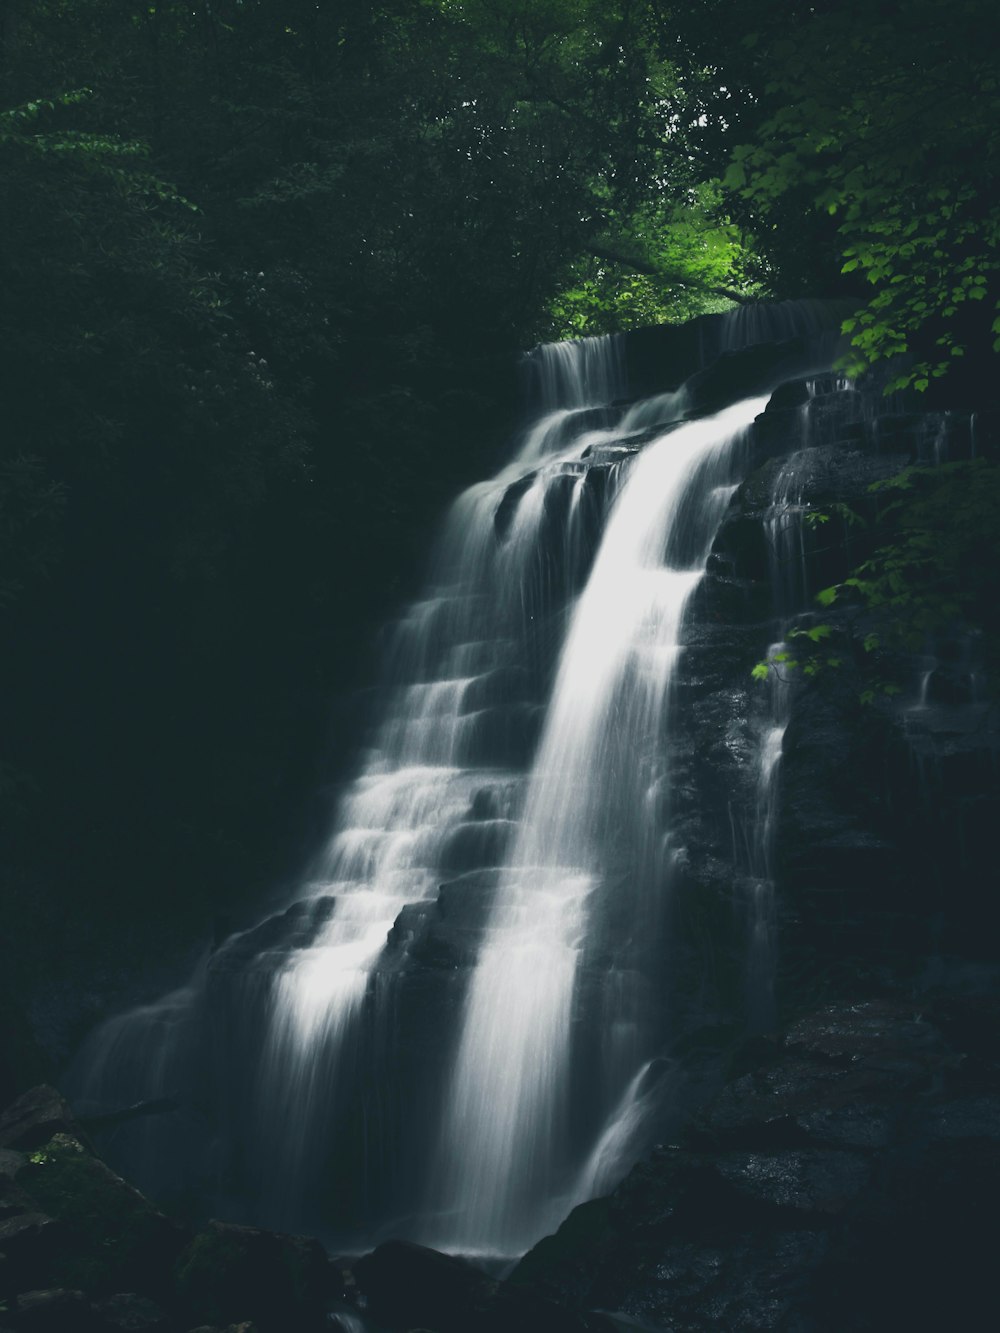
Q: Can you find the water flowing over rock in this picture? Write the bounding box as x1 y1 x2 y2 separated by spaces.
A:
66 301 999 1272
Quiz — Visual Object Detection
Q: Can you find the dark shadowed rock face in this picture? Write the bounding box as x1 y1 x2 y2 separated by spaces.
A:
353 1240 498 1331
172 1221 328 1333
350 1237 623 1333
509 996 1000 1332
0 1087 85 1154
0 1088 334 1333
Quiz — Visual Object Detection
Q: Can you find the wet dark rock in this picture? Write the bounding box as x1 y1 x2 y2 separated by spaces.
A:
353 1239 497 1332
784 1001 946 1063
185 1325 259 1333
435 871 500 925
0 1150 26 1180
458 700 543 767
0 1088 84 1154
580 442 638 464
764 378 813 412
80 1100 180 1137
382 900 437 956
468 781 521 822
510 997 1000 1331
351 1238 618 1333
792 1104 893 1150
685 337 813 415
91 1293 171 1330
397 871 500 971
622 300 848 401
207 898 337 975
10 1133 185 1297
711 1148 870 1214
462 666 530 712
493 472 535 540
11 1288 98 1332
481 1286 619 1332
173 1221 327 1333
0 1085 342 1331
0 1173 36 1221
923 1094 1000 1140
438 819 515 876
0 1211 63 1287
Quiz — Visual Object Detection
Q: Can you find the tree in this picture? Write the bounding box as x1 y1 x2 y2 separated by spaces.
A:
696 0 1000 389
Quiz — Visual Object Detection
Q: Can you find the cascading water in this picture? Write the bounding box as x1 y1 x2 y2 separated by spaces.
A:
425 397 767 1254
69 303 846 1259
742 416 818 1032
71 333 637 1240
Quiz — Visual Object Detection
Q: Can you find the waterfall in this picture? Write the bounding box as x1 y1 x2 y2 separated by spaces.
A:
743 395 835 1031
69 333 632 1239
739 443 814 1033
69 305 844 1258
425 397 767 1254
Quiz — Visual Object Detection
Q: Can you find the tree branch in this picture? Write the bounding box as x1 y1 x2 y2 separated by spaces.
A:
591 246 751 304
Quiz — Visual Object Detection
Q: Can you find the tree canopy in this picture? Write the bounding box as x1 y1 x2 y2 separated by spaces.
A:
664 0 1000 388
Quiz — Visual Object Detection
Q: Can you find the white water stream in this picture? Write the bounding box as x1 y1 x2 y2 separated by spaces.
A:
426 397 768 1254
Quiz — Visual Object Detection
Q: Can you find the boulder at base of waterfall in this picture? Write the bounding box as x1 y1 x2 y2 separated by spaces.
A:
0 1212 64 1292
352 1240 498 1332
11 1133 185 1295
509 995 1000 1332
351 1240 618 1333
173 1221 328 1333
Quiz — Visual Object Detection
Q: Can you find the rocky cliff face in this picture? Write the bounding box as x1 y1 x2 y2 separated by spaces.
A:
646 368 1000 1023
499 357 1000 1330
507 996 1000 1331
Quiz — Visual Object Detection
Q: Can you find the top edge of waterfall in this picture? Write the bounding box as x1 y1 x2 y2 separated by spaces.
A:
714 296 854 351
522 299 851 415
520 333 629 413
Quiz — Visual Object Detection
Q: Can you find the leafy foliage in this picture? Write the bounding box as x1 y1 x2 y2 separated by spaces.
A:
713 0 1000 389
547 182 761 336
755 460 1000 697
819 460 1000 657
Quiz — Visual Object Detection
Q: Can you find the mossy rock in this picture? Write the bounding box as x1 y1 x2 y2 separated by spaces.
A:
174 1221 327 1333
14 1134 186 1296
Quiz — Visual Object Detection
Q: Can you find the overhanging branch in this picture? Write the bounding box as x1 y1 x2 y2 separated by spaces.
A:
591 246 751 305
